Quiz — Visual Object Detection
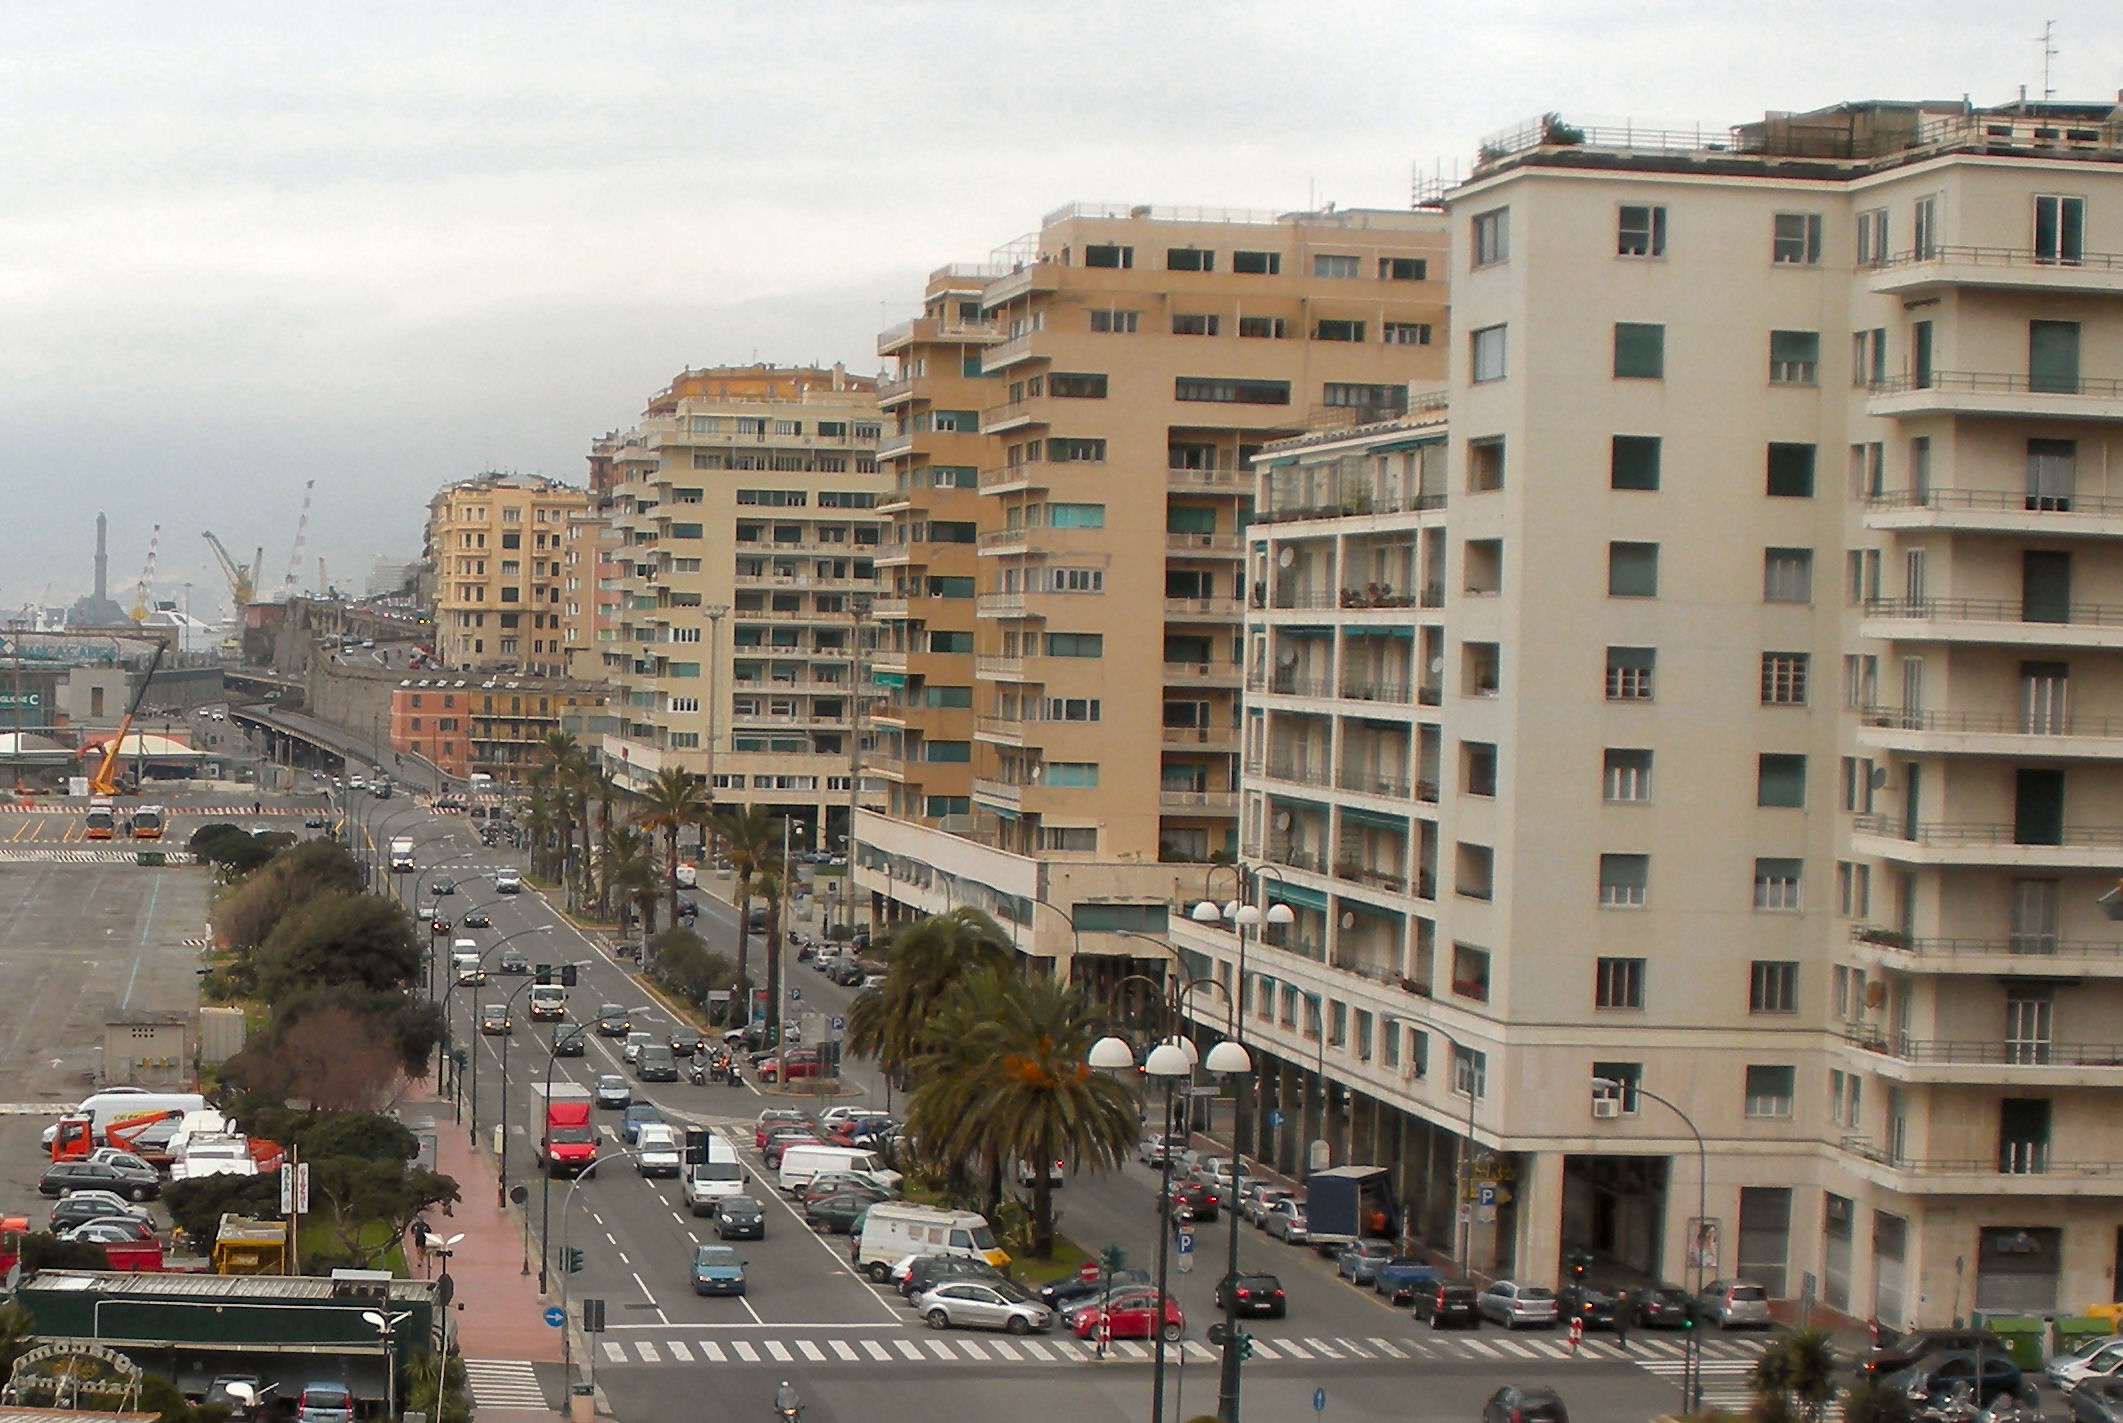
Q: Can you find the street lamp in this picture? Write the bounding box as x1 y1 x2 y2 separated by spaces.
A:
360 1309 410 1422
426 1231 465 1423
494 962 588 1224
535 1002 654 1294
1188 891 1292 1165
462 926 554 1144
1091 1035 1191 1423
1198 1037 1254 1423
1594 1074 1706 1414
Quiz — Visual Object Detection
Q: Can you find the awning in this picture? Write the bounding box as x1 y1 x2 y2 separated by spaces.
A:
1346 626 1416 639
872 671 907 688
975 798 1019 821
1283 625 1335 638
1275 882 1329 912
1340 806 1411 831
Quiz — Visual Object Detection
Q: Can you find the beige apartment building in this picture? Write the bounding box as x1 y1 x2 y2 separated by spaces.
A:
1172 98 2123 1328
595 365 885 837
856 203 1449 979
425 473 589 675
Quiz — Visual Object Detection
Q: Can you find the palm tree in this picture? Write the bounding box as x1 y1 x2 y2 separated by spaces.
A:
847 907 1015 1088
600 825 659 938
755 867 787 1045
577 764 621 917
904 968 1137 1257
1750 1328 1839 1423
638 767 708 925
535 732 585 899
714 806 778 1021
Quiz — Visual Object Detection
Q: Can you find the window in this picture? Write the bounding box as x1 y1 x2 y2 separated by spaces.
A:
1313 319 1366 342
1312 254 1359 278
925 795 970 818
1323 383 1407 413
1383 321 1433 345
1595 956 1646 1009
1471 325 1507 382
921 741 971 763
1611 435 1661 491
1451 943 1491 1002
1835 861 1872 919
1233 250 1280 275
1913 194 1940 259
1048 372 1107 399
1172 313 1220 336
1846 549 1881 606
1088 309 1139 333
1237 316 1287 339
1592 1062 1642 1114
2034 195 2085 265
1046 503 1105 528
1042 762 1099 788
1744 1065 1796 1119
1829 1069 1862 1128
1769 330 1820 385
1456 843 1494 901
1043 633 1104 658
1599 854 1649 908
1608 542 1659 597
1174 377 1290 405
1843 654 1878 711
1380 256 1428 281
1748 552 1809 612
1848 442 1885 498
1604 749 1653 802
1852 329 1888 387
1772 212 1823 265
1617 205 1667 257
1467 437 1505 491
1613 323 1665 379
1605 647 1655 701
1758 753 1807 807
1750 961 1799 1014
1167 247 1214 272
1856 208 1889 265
1832 965 1869 1023
1766 443 1817 498
1761 653 1810 706
1039 827 1098 852
1754 858 1803 911
1084 243 1133 269
1462 741 1497 796
1471 208 1509 267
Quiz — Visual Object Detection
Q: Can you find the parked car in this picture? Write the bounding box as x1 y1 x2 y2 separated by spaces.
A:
1244 1187 1294 1228
1412 1281 1481 1329
1694 1279 1773 1330
295 1382 356 1423
620 1104 662 1144
1556 1284 1619 1331
713 1196 766 1241
85 1148 156 1175
800 1172 898 1204
2068 1379 2123 1423
40 1158 159 1201
1213 1272 1286 1318
754 1110 810 1149
803 1191 880 1235
762 1132 821 1169
1375 1258 1442 1306
1262 1200 1308 1243
594 1075 630 1109
917 1279 1052 1335
1072 1289 1185 1342
759 1049 823 1083
1481 1386 1568 1423
1015 1157 1065 1188
1633 1284 1695 1330
1477 1280 1559 1330
1887 1351 2026 1410
2061 1346 2123 1393
595 1004 630 1036
2050 1338 2123 1391
204 1376 275 1423
1164 1180 1219 1222
1038 1267 1152 1310
48 1194 149 1232
900 1256 1005 1302
690 1243 747 1296
1336 1240 1395 1286
623 1031 654 1064
1867 1326 2007 1378
61 1217 158 1244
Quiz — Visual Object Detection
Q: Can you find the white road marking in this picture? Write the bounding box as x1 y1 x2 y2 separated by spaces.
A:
829 1340 858 1361
989 1340 1021 1361
1494 1338 1537 1357
797 1341 827 1362
1021 1340 1053 1362
923 1340 954 1360
634 1341 659 1363
893 1340 923 1360
1334 1338 1370 1358
600 1342 625 1362
1115 1342 1147 1360
1303 1337 1342 1359
732 1341 759 1362
765 1341 792 1362
1273 1339 1310 1359
666 1341 693 1362
1462 1339 1499 1358
1247 1338 1280 1360
1369 1338 1405 1358
700 1341 726 1362
1182 1341 1214 1361
862 1340 892 1360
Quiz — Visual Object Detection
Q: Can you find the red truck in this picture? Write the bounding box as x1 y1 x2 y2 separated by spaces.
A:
537 1087 598 1177
0 1217 168 1274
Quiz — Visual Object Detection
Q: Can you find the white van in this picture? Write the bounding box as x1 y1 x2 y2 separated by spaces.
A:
453 941 484 984
681 1135 747 1214
41 1091 207 1151
778 1144 903 1195
853 1203 1006 1278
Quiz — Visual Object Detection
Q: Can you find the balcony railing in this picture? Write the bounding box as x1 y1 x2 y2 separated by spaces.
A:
971 777 1022 805
1335 857 1410 893
1870 371 2123 400
1837 1136 2123 1178
1869 243 2123 276
980 399 1042 431
1162 661 1241 683
1860 706 2123 738
1863 596 2123 628
1851 813 2123 848
973 655 1026 680
1335 768 1413 799
1167 466 1249 491
1246 671 1332 698
1255 491 1448 525
1166 532 1244 555
1844 1027 2123 1067
1163 597 1244 619
973 593 1027 618
979 465 1044 491
1341 679 1414 705
1849 924 2122 962
1160 790 1239 813
1161 725 1239 746
1250 757 1328 785
1866 487 2123 517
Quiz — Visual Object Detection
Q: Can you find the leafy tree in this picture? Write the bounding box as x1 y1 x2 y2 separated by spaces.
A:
847 908 1014 1086
254 895 422 1004
637 766 708 923
309 1157 459 1269
292 1111 418 1163
222 995 441 1107
198 833 273 880
404 1350 473 1423
756 867 787 1041
15 1233 112 1271
647 928 742 1014
533 731 586 905
217 838 366 953
599 824 658 937
715 807 778 1011
162 1173 284 1243
188 822 246 855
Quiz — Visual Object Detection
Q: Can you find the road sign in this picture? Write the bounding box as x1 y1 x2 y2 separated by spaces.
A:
1268 1110 1285 1128
544 1306 565 1328
1176 1229 1194 1254
1477 1183 1498 1208
1314 1387 1328 1415
1079 1261 1101 1282
581 1298 606 1333
791 988 802 1002
830 1015 845 1034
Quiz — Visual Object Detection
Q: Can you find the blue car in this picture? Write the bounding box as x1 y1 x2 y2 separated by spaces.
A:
622 1104 662 1144
691 1243 747 1296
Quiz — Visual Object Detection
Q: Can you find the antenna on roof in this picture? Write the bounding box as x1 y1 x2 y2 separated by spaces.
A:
2038 19 2058 100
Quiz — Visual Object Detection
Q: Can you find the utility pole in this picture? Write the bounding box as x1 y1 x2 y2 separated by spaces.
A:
845 594 871 935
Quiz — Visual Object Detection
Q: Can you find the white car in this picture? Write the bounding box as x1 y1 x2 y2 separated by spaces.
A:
623 1031 653 1065
634 1125 683 1179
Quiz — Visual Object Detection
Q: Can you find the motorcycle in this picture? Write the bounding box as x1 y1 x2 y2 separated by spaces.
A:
774 1383 803 1423
727 1064 744 1089
687 1056 707 1086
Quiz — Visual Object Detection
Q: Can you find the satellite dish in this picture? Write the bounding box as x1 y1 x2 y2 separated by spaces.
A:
1278 648 1299 666
1340 911 1356 929
1428 657 1444 674
1273 809 1292 831
1277 547 1295 568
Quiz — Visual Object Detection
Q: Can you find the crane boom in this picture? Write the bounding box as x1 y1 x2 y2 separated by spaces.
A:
84 641 165 823
281 479 315 598
201 532 255 607
130 524 161 622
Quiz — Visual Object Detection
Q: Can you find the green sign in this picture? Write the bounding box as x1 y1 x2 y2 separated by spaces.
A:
0 692 41 708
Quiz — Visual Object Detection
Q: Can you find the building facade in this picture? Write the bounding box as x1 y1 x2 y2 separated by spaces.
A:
1175 98 2123 1327
856 203 1450 976
594 366 885 837
424 473 589 675
388 675 609 782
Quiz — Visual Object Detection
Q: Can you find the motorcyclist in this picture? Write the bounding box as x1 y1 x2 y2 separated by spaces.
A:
774 1381 801 1420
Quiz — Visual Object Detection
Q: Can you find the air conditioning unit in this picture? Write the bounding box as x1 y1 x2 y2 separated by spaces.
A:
1591 1095 1622 1120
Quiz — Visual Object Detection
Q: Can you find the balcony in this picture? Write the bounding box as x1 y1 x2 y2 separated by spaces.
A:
1159 789 1240 814
1167 465 1250 493
1162 661 1243 687
868 596 911 620
1836 1136 2123 1196
1843 1026 2123 1085
1334 767 1417 801
877 314 1002 356
1166 532 1245 556
1857 705 2123 761
980 399 1044 435
973 654 1026 681
1340 678 1415 707
1865 487 2123 540
1161 725 1240 751
1860 596 2123 648
1867 371 2123 423
1865 244 2123 298
876 429 916 461
978 527 1032 555
971 777 1023 808
982 330 1039 371
1246 670 1332 699
1249 756 1329 787
1851 813 2123 868
874 375 917 407
1255 491 1448 526
1163 596 1245 621
1335 857 1410 895
973 593 1027 619
973 716 1025 746
1849 923 2123 977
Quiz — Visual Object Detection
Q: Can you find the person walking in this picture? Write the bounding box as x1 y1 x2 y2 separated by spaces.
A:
1612 1291 1633 1350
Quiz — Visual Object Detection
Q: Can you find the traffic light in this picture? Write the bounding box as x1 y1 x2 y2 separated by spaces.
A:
564 1247 585 1274
1238 1331 1255 1362
561 964 578 987
536 965 552 985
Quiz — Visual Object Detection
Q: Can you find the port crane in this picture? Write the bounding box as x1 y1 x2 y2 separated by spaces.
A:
82 642 165 840
129 524 161 622
201 532 261 609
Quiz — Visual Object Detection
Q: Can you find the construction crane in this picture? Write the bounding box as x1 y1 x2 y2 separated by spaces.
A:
280 479 316 600
82 641 165 838
201 532 257 608
129 524 161 622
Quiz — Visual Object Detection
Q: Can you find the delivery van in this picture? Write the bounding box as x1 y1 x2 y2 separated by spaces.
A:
453 941 484 984
778 1144 903 1195
852 1203 1006 1279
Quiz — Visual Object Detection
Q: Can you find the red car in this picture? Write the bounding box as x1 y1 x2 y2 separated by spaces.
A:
760 1049 823 1083
1073 1289 1185 1342
763 1134 823 1168
754 1112 809 1150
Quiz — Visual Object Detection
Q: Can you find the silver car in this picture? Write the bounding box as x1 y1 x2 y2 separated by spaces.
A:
916 1280 1053 1335
1478 1280 1560 1329
1263 1199 1309 1243
1694 1279 1773 1329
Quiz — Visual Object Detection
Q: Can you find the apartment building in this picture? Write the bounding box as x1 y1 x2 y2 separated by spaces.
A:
388 675 610 782
595 365 885 836
1173 97 2123 1327
424 473 589 675
560 433 635 682
855 204 1449 977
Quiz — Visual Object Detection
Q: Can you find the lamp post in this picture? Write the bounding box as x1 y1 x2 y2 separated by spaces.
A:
427 1231 464 1423
464 925 554 1145
360 1309 410 1422
1188 883 1292 1166
704 604 728 841
1595 1074 1705 1414
1092 1035 1191 1423
1198 1037 1254 1423
494 961 588 1234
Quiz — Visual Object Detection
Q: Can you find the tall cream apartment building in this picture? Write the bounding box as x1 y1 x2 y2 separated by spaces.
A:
855 204 1449 980
594 365 886 836
425 473 590 674
1171 98 2123 1327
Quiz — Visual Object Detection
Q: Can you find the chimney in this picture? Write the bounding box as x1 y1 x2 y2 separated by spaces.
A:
94 512 109 600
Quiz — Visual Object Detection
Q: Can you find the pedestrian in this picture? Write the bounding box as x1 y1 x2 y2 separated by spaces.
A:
1612 1291 1632 1350
1567 1312 1585 1356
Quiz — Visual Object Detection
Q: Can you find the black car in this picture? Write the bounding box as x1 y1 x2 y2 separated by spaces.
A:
429 916 452 934
1214 1272 1286 1318
1556 1285 1618 1331
1038 1267 1152 1310
552 1026 587 1057
1412 1281 1481 1329
901 1255 1004 1300
595 1004 630 1036
1633 1285 1694 1330
1482 1387 1568 1423
2070 1378 2123 1423
713 1195 766 1241
39 1159 158 1201
1863 1327 2007 1378
430 878 455 896
48 1196 150 1233
669 1029 706 1056
1887 1351 2025 1409
1165 1180 1219 1222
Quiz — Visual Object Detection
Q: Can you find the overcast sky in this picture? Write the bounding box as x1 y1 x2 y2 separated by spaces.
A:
2 1 2115 619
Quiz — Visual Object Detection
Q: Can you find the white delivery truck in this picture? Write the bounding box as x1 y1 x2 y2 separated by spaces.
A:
388 836 415 873
852 1203 1007 1280
453 940 484 984
777 1144 903 1195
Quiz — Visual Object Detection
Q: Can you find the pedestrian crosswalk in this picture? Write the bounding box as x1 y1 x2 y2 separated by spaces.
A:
463 1359 550 1410
0 847 196 863
1630 1348 1792 1417
594 1327 1764 1376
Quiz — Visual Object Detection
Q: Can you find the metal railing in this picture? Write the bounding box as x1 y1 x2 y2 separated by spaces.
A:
1163 661 1242 682
1159 790 1240 812
1255 491 1448 525
1843 1028 2123 1068
1334 858 1409 893
979 465 1044 490
1850 813 2123 848
1335 768 1413 799
1166 532 1245 554
1866 487 2123 517
1848 925 2123 961
1163 597 1244 618
1166 466 1249 490
1860 706 2123 738
1868 243 2123 275
1869 370 2123 400
1837 1137 2123 1177
1863 595 2123 628
1340 679 1414 705
980 400 1040 430
1246 672 1332 698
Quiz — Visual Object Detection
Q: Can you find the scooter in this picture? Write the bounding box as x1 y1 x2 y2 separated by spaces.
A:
727 1064 744 1089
